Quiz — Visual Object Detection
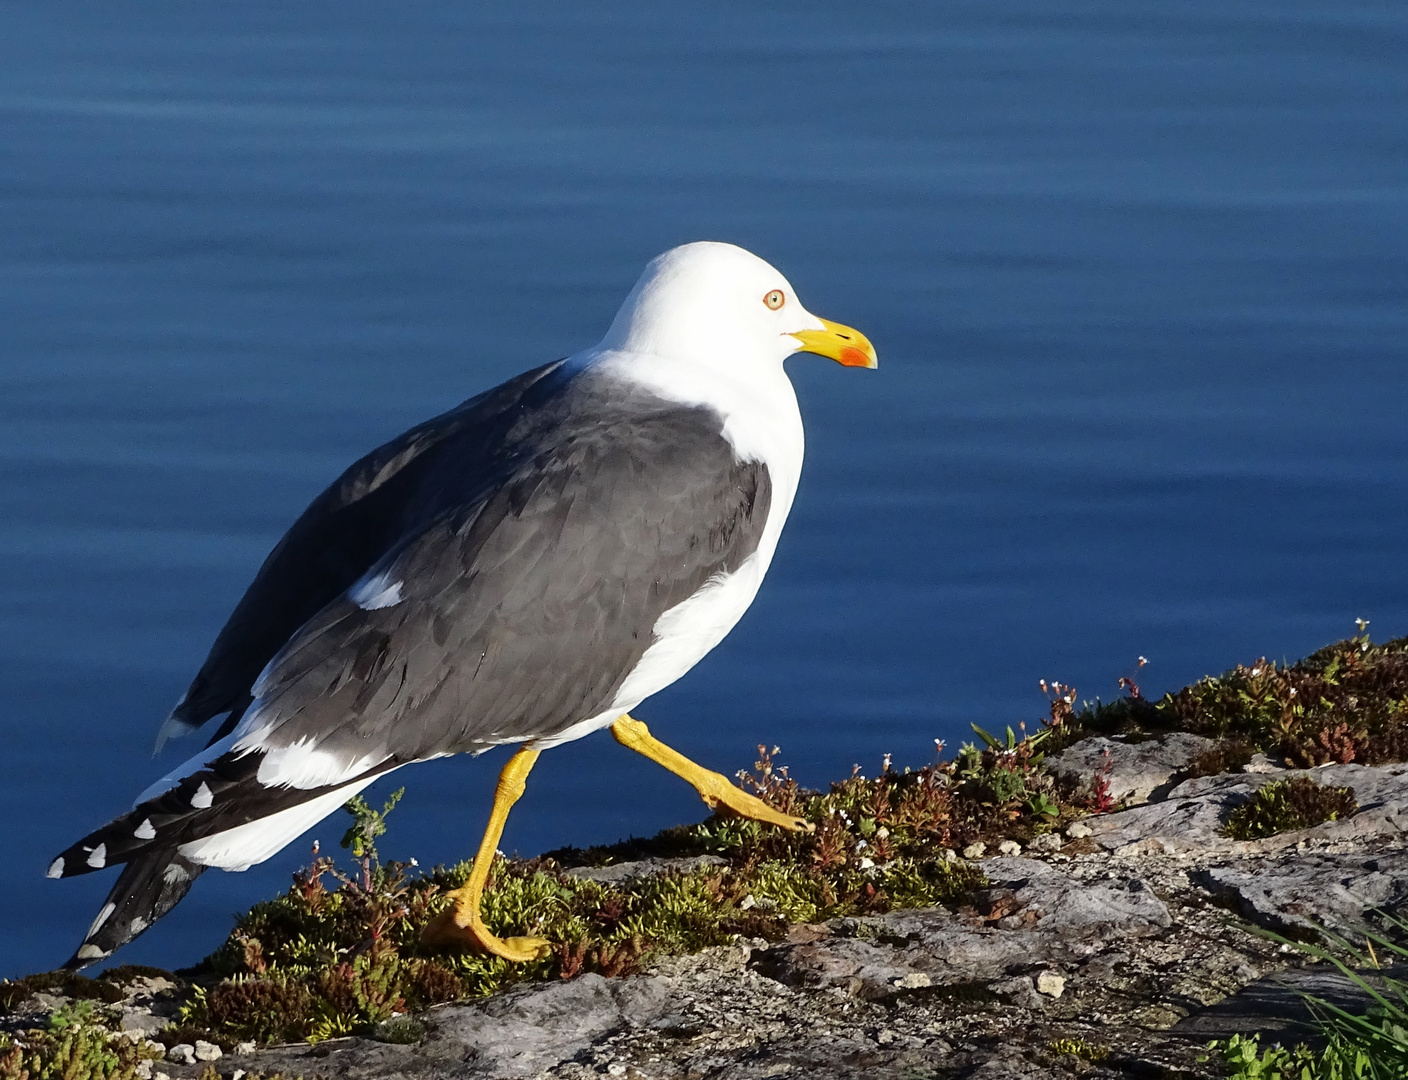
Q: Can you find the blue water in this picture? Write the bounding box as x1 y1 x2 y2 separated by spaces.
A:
2 1 1406 976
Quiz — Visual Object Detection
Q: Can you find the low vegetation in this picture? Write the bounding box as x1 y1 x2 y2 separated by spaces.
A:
1222 775 1359 841
1210 914 1408 1080
1049 626 1408 769
168 746 1010 1045
153 719 1127 1045
1046 1036 1110 1062
0 1001 161 1080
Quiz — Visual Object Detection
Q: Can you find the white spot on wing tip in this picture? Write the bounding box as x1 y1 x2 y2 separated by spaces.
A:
87 902 117 937
86 844 106 869
47 857 64 879
134 818 157 840
76 944 106 961
191 782 213 809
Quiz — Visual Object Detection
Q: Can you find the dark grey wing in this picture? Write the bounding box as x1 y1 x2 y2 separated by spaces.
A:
236 395 772 767
165 361 569 746
57 391 771 886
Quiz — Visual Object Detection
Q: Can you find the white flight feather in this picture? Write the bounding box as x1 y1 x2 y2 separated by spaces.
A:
178 773 391 871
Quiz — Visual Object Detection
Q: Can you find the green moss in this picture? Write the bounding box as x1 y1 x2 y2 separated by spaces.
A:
1222 776 1359 841
1047 1036 1110 1061
0 1000 162 1080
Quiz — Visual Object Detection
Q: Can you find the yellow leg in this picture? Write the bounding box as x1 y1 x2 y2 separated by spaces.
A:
611 715 812 832
420 747 551 962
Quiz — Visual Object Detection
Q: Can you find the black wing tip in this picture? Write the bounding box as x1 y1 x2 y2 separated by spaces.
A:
60 851 205 972
47 839 113 878
61 943 112 972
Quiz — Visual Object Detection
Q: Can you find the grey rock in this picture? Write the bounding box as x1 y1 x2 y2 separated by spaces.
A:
193 1040 222 1062
119 1008 166 1036
421 973 673 1077
1176 964 1408 1046
1196 849 1408 934
980 856 1173 938
1028 832 1061 852
754 858 1169 997
1035 971 1065 998
892 972 932 989
751 933 921 996
1243 753 1283 774
165 1044 196 1066
988 975 1045 1009
1089 762 1408 856
564 854 726 883
963 1051 1065 1080
1046 732 1217 806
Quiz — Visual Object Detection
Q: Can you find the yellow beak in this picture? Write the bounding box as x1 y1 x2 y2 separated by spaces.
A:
789 318 878 369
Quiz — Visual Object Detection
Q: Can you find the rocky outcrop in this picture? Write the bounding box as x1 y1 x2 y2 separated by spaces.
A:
754 857 1172 999
1196 850 1408 935
11 745 1408 1080
1085 762 1408 856
1045 732 1218 806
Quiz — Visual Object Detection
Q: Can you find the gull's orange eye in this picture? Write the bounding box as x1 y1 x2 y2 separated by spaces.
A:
763 289 785 311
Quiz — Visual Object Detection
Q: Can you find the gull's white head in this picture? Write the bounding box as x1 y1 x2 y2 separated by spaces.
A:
599 242 876 376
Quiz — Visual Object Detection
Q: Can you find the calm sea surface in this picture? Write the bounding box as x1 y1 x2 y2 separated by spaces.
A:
2 1 1406 975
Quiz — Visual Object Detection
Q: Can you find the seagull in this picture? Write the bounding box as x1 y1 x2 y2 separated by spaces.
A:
51 241 877 968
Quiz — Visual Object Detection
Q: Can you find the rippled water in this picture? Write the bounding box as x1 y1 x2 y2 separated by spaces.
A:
2 1 1406 975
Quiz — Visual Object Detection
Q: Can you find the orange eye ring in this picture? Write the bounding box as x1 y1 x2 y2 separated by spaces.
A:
763 289 785 310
